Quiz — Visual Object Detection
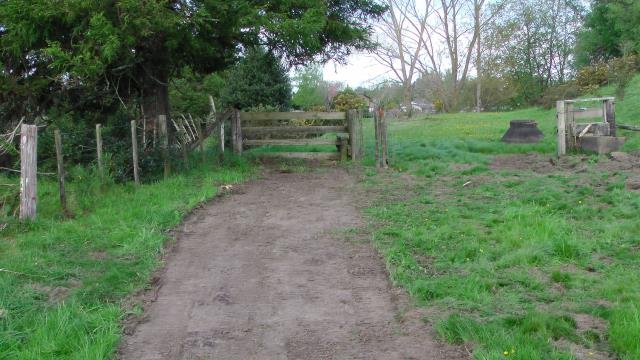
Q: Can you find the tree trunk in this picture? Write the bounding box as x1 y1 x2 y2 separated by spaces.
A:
403 83 413 118
475 0 482 112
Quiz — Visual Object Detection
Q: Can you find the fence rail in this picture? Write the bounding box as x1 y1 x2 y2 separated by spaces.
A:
234 110 364 161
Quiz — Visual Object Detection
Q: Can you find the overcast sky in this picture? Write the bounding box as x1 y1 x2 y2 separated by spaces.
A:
321 53 392 89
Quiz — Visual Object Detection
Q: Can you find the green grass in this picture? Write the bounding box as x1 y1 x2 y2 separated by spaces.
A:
0 151 254 359
363 78 640 359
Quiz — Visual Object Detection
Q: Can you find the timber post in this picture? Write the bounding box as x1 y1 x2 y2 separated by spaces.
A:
159 115 170 178
556 101 566 156
131 120 140 185
54 129 70 216
19 124 37 220
96 124 104 182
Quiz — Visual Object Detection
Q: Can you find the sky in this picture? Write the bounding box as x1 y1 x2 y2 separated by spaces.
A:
321 53 393 89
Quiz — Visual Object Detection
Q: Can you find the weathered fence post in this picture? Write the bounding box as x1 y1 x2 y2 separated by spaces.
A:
20 124 37 220
54 129 70 216
231 109 243 154
556 101 566 156
358 110 364 159
130 120 140 185
159 115 170 178
605 98 616 137
218 115 225 163
347 109 358 161
380 111 389 169
96 124 104 182
374 109 380 168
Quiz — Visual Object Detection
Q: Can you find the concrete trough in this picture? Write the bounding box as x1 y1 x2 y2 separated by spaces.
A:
501 120 544 144
579 135 626 154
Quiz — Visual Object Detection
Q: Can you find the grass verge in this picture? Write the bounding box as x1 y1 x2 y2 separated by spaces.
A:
0 153 254 359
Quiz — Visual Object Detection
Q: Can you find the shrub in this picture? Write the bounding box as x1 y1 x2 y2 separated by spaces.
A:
333 88 366 111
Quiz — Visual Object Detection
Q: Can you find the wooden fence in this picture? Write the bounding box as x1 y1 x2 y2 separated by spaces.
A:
231 110 364 161
556 97 615 156
15 107 225 220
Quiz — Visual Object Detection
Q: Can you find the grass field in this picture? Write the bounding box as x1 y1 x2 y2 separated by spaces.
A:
362 79 640 359
0 152 254 359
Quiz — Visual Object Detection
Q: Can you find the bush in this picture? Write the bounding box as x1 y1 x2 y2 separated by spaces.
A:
538 82 583 109
333 88 366 111
576 62 609 92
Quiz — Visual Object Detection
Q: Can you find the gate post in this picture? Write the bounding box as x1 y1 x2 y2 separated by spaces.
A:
231 109 243 154
556 101 566 156
347 110 357 161
20 124 37 220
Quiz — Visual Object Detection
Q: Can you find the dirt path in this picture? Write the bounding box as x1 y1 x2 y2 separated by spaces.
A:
119 167 466 360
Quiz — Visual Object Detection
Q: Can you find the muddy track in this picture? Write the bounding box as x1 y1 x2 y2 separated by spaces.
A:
118 167 467 360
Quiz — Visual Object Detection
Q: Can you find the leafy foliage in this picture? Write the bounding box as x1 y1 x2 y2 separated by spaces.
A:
220 48 291 111
292 65 327 110
577 0 640 65
333 88 366 111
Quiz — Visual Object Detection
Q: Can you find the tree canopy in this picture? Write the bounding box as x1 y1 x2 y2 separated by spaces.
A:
0 0 385 122
221 47 292 111
577 0 640 65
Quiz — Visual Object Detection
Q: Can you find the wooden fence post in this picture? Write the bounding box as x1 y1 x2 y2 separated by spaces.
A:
347 109 358 161
54 130 70 216
96 124 104 182
20 124 37 220
380 111 388 169
557 101 566 156
605 99 616 137
374 109 381 168
231 109 243 154
130 120 140 185
218 115 225 163
159 115 170 178
358 110 364 160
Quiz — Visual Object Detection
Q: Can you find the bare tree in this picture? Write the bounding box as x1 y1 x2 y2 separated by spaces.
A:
374 0 432 116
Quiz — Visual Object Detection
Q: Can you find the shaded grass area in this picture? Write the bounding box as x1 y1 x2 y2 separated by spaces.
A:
0 151 254 359
362 104 640 358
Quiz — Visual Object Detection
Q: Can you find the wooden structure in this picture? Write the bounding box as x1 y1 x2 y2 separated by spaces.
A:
19 124 37 220
374 108 389 168
556 97 620 156
232 111 363 161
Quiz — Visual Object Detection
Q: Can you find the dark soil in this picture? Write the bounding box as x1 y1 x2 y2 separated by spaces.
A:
118 167 467 360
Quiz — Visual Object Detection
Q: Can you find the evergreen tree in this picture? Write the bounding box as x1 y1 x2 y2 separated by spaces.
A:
221 48 291 111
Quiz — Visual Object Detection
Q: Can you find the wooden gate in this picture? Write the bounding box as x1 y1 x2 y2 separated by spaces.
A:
230 110 363 161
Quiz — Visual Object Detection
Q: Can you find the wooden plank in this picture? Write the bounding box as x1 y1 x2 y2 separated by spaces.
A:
20 124 37 220
96 124 104 182
257 152 340 160
244 139 340 146
131 120 140 185
240 111 346 122
242 125 347 135
572 107 603 119
564 97 614 103
54 130 70 217
557 101 566 156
